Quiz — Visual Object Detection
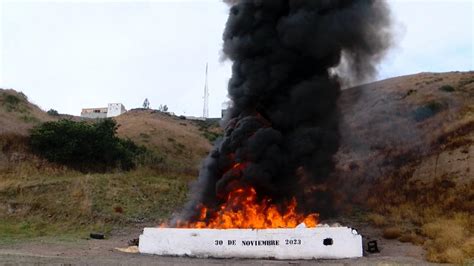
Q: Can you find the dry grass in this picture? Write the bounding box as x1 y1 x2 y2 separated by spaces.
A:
0 89 54 135
367 176 473 264
0 92 215 242
422 215 472 264
382 226 403 239
115 110 212 172
368 205 473 263
339 72 474 264
2 73 473 262
0 161 191 242
365 161 473 263
367 213 386 227
0 133 72 180
0 110 207 243
1 89 215 175
398 232 424 245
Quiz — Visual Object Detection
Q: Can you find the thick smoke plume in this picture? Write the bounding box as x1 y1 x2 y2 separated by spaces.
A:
175 0 392 223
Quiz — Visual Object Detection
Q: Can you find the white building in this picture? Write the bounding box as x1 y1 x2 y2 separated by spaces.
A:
107 103 127 118
81 107 108 119
81 103 127 119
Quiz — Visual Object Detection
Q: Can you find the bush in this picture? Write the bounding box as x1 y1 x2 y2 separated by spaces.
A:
412 101 445 122
201 131 221 142
47 109 60 116
4 94 20 105
30 119 146 172
439 85 455 92
2 94 22 112
196 119 223 143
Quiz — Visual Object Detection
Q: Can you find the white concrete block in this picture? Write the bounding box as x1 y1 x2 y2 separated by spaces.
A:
139 226 362 259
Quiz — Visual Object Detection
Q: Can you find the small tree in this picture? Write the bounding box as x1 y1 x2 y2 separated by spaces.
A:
47 109 59 116
158 104 168 112
143 98 150 109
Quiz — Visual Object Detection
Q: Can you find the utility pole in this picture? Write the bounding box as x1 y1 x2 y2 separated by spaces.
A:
203 63 209 119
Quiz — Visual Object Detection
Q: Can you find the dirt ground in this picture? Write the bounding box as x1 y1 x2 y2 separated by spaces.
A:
0 223 439 266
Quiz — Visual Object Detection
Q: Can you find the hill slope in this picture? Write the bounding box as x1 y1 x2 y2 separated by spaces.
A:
0 71 472 263
0 93 218 172
0 89 54 135
114 110 213 173
337 71 473 190
335 71 473 263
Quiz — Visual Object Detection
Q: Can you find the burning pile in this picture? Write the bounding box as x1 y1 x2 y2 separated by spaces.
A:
176 186 318 229
171 0 393 229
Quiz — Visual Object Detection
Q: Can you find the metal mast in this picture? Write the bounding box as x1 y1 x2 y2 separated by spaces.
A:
203 63 209 119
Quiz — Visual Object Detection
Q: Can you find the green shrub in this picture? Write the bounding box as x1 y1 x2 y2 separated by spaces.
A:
18 91 28 101
458 78 474 87
2 94 22 112
4 94 20 105
30 119 146 172
412 101 446 122
196 119 223 143
201 131 221 142
439 85 455 92
47 109 60 116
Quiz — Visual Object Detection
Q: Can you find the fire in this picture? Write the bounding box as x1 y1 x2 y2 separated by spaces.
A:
165 158 319 229
176 186 319 229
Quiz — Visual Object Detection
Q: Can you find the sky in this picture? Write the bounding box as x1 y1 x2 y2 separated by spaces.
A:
0 0 473 117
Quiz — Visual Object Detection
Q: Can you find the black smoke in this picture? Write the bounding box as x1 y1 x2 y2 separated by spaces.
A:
174 0 392 224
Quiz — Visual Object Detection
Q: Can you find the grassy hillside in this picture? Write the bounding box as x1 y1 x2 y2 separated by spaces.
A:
0 72 472 263
335 71 473 263
0 89 54 135
0 94 219 174
337 71 473 195
114 110 213 174
0 89 57 171
0 93 218 243
0 168 190 243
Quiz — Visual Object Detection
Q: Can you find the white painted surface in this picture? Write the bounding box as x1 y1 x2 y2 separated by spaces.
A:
139 226 362 260
107 103 127 118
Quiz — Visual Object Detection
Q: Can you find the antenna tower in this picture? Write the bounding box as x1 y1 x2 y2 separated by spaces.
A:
203 63 209 118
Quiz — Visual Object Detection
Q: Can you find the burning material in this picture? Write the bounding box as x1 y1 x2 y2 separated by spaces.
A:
141 0 392 260
174 186 318 229
174 0 393 227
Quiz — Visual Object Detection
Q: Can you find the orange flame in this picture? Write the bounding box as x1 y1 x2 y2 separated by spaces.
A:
165 160 319 229
176 186 319 229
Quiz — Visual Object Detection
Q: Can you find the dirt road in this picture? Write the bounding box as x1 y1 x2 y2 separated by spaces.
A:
0 225 437 265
